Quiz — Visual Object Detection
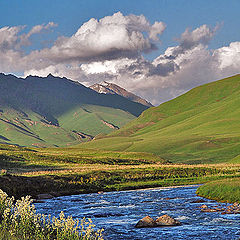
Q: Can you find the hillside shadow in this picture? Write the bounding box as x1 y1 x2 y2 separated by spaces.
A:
0 154 62 173
0 135 10 141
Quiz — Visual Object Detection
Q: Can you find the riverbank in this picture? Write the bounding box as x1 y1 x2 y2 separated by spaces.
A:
1 144 240 200
196 177 240 203
1 166 240 199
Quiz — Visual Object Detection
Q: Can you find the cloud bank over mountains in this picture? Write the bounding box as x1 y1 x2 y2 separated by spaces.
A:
0 12 240 105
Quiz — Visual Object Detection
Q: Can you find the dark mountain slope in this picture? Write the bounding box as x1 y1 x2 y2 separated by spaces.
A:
0 73 148 147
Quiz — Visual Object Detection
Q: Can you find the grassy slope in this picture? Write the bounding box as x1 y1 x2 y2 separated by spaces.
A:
58 104 135 136
0 106 135 147
80 75 240 164
0 73 148 147
196 178 240 203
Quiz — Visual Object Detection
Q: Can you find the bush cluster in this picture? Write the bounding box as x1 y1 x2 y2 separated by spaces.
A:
0 189 104 240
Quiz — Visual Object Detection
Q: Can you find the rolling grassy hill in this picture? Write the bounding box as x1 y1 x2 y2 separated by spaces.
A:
79 74 240 164
0 73 148 147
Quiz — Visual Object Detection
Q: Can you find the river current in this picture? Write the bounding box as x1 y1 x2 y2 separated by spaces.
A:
35 185 240 240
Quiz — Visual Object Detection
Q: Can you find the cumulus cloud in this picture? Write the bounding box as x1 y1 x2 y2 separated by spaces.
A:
177 24 218 52
71 23 240 105
24 12 165 68
20 22 57 45
149 21 166 41
152 24 218 72
0 22 57 51
0 22 57 72
0 26 23 51
214 42 240 70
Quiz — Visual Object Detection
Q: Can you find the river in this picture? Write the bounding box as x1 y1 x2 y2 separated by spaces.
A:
35 185 240 240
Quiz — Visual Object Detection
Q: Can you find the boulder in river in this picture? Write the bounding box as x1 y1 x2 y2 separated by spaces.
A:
156 214 181 226
135 215 181 228
135 216 156 228
199 204 208 209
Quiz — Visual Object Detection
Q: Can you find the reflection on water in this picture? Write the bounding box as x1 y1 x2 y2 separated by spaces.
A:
35 186 240 240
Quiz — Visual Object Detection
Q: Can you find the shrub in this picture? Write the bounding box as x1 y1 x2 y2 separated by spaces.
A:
0 189 104 240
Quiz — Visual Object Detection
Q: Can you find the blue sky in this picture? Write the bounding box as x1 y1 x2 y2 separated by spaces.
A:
0 0 240 104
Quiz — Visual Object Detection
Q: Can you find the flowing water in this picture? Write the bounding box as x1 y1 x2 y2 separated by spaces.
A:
35 185 240 240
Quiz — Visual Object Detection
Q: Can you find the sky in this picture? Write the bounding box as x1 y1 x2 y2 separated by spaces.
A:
0 0 240 105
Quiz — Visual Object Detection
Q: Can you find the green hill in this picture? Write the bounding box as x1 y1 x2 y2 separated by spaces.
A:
79 74 240 164
0 73 148 147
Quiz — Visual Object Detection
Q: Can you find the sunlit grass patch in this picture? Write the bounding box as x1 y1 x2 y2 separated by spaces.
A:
196 178 240 203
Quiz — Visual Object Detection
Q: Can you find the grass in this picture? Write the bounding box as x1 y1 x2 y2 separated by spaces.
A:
0 144 166 174
196 178 240 203
0 143 240 199
79 74 240 164
0 104 136 148
2 164 240 199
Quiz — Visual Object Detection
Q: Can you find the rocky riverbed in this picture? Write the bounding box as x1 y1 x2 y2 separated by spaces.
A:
200 202 240 214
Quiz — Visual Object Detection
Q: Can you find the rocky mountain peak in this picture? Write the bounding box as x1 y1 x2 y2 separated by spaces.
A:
89 81 153 107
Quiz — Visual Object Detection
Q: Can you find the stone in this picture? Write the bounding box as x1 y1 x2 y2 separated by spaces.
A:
199 204 208 209
135 216 156 228
37 193 54 200
155 214 181 226
165 198 171 200
201 208 218 212
233 202 240 207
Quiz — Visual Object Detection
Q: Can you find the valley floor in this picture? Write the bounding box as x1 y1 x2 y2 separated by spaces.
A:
0 145 240 201
0 144 239 203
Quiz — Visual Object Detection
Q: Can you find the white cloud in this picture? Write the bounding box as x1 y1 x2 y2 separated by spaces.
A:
214 42 240 69
179 24 218 49
149 21 166 41
21 22 57 45
81 58 136 75
24 12 165 68
0 22 57 72
0 26 23 50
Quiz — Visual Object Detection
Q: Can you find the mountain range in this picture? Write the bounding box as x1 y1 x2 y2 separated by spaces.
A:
0 73 149 147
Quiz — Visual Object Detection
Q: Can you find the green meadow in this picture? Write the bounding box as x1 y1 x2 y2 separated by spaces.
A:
0 144 240 200
79 75 240 165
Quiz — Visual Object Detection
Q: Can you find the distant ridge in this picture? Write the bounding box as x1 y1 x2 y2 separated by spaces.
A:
90 81 153 107
0 73 148 147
